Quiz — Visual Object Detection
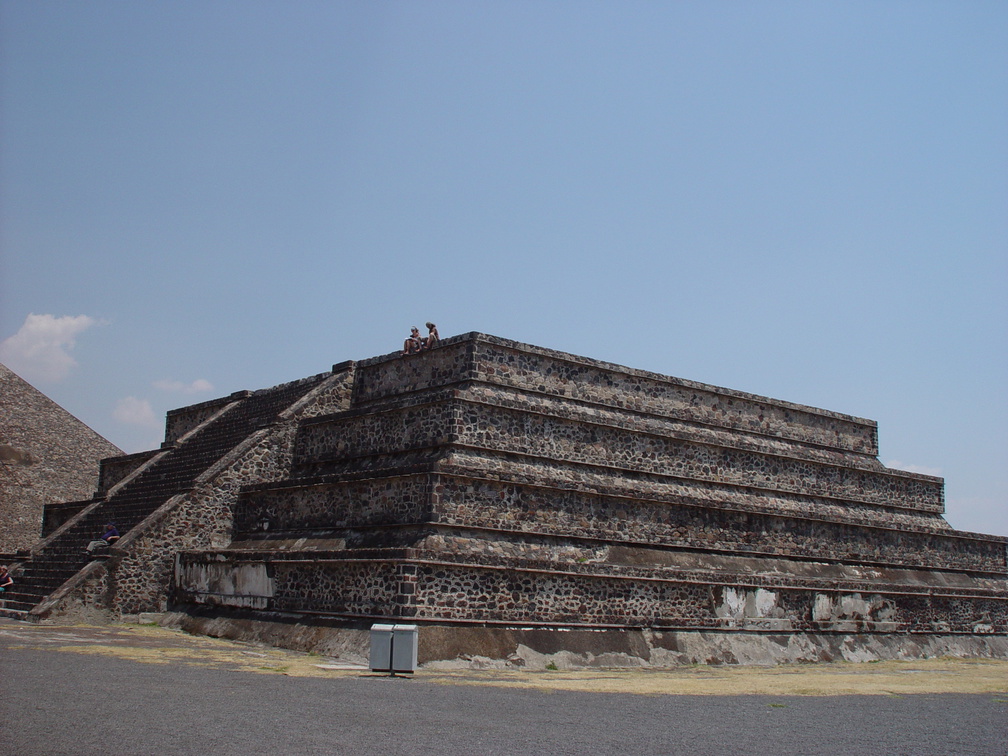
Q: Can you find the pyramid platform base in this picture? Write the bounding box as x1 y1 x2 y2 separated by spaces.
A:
160 605 1008 669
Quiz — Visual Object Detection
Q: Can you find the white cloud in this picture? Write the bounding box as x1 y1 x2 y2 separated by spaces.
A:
885 460 943 478
0 313 99 383
113 396 160 428
153 378 215 394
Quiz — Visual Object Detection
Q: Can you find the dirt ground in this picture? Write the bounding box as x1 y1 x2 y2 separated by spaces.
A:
3 618 1007 697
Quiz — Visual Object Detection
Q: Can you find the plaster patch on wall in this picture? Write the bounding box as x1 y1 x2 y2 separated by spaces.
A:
813 592 896 629
714 587 780 620
178 562 273 609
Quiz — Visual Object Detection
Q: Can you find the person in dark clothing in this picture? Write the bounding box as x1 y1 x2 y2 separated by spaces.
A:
86 524 119 553
0 565 13 591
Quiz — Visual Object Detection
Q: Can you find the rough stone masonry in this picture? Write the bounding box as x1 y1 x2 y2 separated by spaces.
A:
6 334 1007 666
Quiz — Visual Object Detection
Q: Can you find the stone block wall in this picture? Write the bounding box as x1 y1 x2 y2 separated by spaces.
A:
468 336 879 455
164 394 247 445
293 386 942 517
353 334 880 455
235 474 434 536
426 472 1001 573
442 450 946 533
95 450 159 495
175 549 1008 634
232 467 1002 574
40 499 92 537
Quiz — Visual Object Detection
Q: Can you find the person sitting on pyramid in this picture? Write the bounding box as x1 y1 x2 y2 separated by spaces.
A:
86 523 120 553
403 326 422 354
422 322 439 349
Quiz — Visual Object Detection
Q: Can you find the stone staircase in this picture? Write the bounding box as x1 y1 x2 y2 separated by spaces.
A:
0 377 325 619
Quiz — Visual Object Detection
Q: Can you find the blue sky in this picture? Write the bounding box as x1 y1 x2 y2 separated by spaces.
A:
1 2 1005 536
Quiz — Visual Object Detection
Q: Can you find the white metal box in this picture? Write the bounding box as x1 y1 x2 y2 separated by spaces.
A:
391 624 418 673
369 623 418 673
368 623 395 672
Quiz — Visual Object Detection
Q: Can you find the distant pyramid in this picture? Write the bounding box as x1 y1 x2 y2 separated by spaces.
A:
0 364 122 553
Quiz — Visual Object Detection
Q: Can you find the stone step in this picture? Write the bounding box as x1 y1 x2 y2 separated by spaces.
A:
2 374 330 621
0 596 44 612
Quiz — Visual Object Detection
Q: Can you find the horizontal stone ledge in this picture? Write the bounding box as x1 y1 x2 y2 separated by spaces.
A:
291 390 938 510
164 604 1005 641
273 452 953 533
293 442 942 516
240 465 953 535
224 515 1006 577
462 381 883 465
169 598 1006 638
299 387 888 479
177 551 1008 601
429 465 969 539
160 609 1008 666
357 332 878 435
321 375 882 465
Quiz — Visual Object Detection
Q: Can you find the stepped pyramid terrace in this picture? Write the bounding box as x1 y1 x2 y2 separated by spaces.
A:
2 333 1006 666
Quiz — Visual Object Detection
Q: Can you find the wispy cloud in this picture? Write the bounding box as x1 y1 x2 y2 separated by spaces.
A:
885 460 943 478
113 396 160 428
0 313 99 383
153 378 215 394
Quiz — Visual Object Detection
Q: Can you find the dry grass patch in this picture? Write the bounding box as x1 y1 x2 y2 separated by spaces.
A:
6 621 1008 693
